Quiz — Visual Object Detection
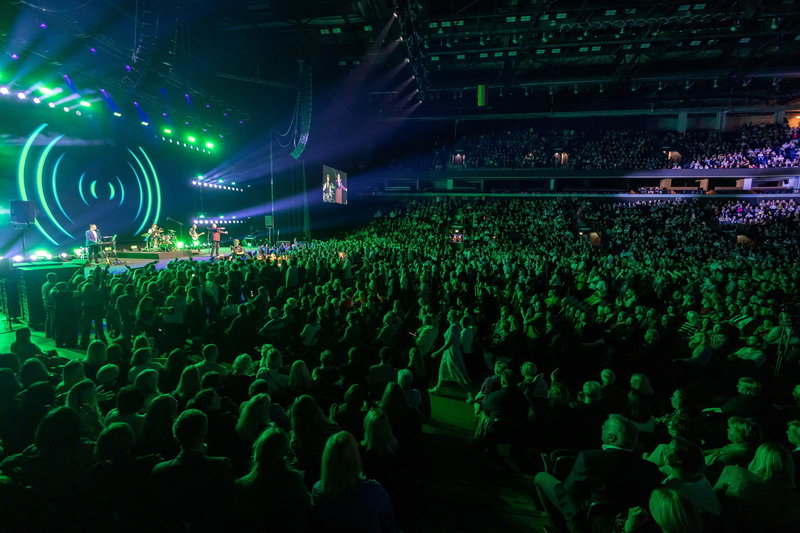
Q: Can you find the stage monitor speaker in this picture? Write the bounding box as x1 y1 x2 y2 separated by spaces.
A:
17 264 83 330
265 215 273 227
10 201 34 224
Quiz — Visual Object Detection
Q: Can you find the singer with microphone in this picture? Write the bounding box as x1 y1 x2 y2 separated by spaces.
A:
209 223 227 258
85 223 102 264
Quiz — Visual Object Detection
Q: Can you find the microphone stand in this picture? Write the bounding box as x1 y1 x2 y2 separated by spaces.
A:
166 217 185 243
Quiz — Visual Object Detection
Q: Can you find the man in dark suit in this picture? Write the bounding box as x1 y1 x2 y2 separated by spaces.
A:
535 414 663 532
151 409 235 532
85 223 102 264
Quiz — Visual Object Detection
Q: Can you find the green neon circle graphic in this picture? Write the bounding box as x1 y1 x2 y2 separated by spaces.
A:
17 123 162 246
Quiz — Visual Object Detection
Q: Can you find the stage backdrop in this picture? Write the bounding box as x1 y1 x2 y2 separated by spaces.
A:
0 102 238 256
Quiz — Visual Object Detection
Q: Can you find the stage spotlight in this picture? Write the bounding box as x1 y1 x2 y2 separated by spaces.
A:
12 255 23 262
40 23 47 29
17 92 26 99
60 253 69 259
140 121 149 126
73 248 83 256
205 141 214 149
63 106 69 112
113 111 122 117
11 54 18 60
38 87 54 95
80 100 91 107
75 110 81 115
0 87 9 95
33 97 41 104
163 128 172 134
187 135 196 143
176 241 185 249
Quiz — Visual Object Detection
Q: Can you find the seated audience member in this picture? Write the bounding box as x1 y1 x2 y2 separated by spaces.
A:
714 442 800 532
223 353 255 405
8 327 44 362
368 347 399 400
151 409 235 533
637 487 705 533
66 379 105 440
330 384 368 442
719 377 766 420
397 369 421 413
89 422 162 531
727 335 766 371
290 394 339 485
311 431 396 533
704 416 762 474
105 386 146 436
599 369 626 414
0 407 94 528
172 365 202 411
572 380 610 450
235 427 311 532
55 360 86 397
137 394 179 459
379 382 421 445
361 408 401 488
82 339 107 382
535 414 662 532
661 437 721 516
193 344 229 379
127 345 162 383
133 368 160 409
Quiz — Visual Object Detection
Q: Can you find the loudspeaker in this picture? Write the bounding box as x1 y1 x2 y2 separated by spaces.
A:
265 215 273 227
18 264 83 330
10 201 34 224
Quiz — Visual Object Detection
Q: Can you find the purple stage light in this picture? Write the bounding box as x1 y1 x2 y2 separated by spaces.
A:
40 23 47 29
11 53 19 60
184 121 189 125
125 65 132 72
162 112 167 117
133 101 139 106
90 48 96 53
205 104 211 108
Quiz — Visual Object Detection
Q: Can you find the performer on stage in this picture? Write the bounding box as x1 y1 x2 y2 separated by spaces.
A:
335 173 348 204
85 224 102 264
323 173 335 203
146 224 162 249
209 224 227 258
188 223 205 242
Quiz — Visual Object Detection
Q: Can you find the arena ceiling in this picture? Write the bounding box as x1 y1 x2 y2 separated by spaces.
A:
4 0 800 122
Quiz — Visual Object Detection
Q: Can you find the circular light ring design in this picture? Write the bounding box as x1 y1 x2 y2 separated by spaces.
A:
17 123 162 246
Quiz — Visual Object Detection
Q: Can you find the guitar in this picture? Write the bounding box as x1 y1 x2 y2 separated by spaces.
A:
189 232 205 239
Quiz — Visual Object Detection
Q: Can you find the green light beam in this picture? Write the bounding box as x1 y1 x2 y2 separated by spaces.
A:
127 161 144 222
128 149 152 235
109 182 115 200
90 180 98 199
78 172 89 206
36 134 73 239
51 152 74 224
116 177 125 207
18 123 59 245
138 147 161 225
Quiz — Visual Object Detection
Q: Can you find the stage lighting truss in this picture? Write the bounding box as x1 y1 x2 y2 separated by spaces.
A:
191 217 246 225
190 180 244 192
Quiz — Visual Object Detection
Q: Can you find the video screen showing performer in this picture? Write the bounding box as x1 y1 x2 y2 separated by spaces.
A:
322 165 347 205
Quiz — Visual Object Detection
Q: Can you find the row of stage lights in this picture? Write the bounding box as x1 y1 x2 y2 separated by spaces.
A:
0 82 218 155
192 218 246 225
191 179 244 192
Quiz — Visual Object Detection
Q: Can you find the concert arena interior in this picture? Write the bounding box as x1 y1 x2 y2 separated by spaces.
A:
2 1 800 532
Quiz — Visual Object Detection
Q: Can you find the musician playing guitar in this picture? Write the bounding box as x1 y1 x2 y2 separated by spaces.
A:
188 223 205 242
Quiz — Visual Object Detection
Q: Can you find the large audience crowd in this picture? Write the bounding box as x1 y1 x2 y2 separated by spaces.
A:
1 196 800 532
385 123 800 171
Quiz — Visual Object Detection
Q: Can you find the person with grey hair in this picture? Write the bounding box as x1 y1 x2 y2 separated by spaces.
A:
535 414 663 532
397 369 421 412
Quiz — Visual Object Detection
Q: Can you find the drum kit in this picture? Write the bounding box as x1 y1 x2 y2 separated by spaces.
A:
141 228 177 251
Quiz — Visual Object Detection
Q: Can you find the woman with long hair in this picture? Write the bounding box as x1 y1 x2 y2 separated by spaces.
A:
236 393 273 445
312 431 395 533
67 379 105 439
289 394 338 485
83 340 107 381
172 365 201 411
137 394 179 459
235 427 310 532
361 408 401 488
